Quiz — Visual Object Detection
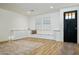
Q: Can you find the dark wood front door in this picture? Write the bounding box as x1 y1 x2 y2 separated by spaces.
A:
64 10 77 43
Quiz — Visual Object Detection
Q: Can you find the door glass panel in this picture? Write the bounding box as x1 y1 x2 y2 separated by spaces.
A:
69 13 72 19
72 12 75 19
65 13 69 19
65 13 68 19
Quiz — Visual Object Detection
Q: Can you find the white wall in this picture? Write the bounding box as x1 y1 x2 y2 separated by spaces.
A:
28 11 61 41
29 11 60 30
0 8 28 42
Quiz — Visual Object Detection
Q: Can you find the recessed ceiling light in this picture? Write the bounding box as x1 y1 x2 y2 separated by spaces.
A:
27 11 31 14
50 6 54 8
27 10 34 14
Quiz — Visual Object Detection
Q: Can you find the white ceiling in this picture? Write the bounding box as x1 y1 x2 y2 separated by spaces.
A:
0 3 79 16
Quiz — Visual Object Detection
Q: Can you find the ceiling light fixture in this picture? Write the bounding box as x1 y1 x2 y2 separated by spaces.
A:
50 6 54 9
27 10 34 14
27 11 31 14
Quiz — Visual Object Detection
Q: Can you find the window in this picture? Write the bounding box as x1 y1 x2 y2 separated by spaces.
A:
65 12 76 20
69 13 72 19
35 16 51 30
72 12 75 19
65 13 69 19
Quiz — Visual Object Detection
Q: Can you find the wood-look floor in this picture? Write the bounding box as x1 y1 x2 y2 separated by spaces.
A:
0 37 79 55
